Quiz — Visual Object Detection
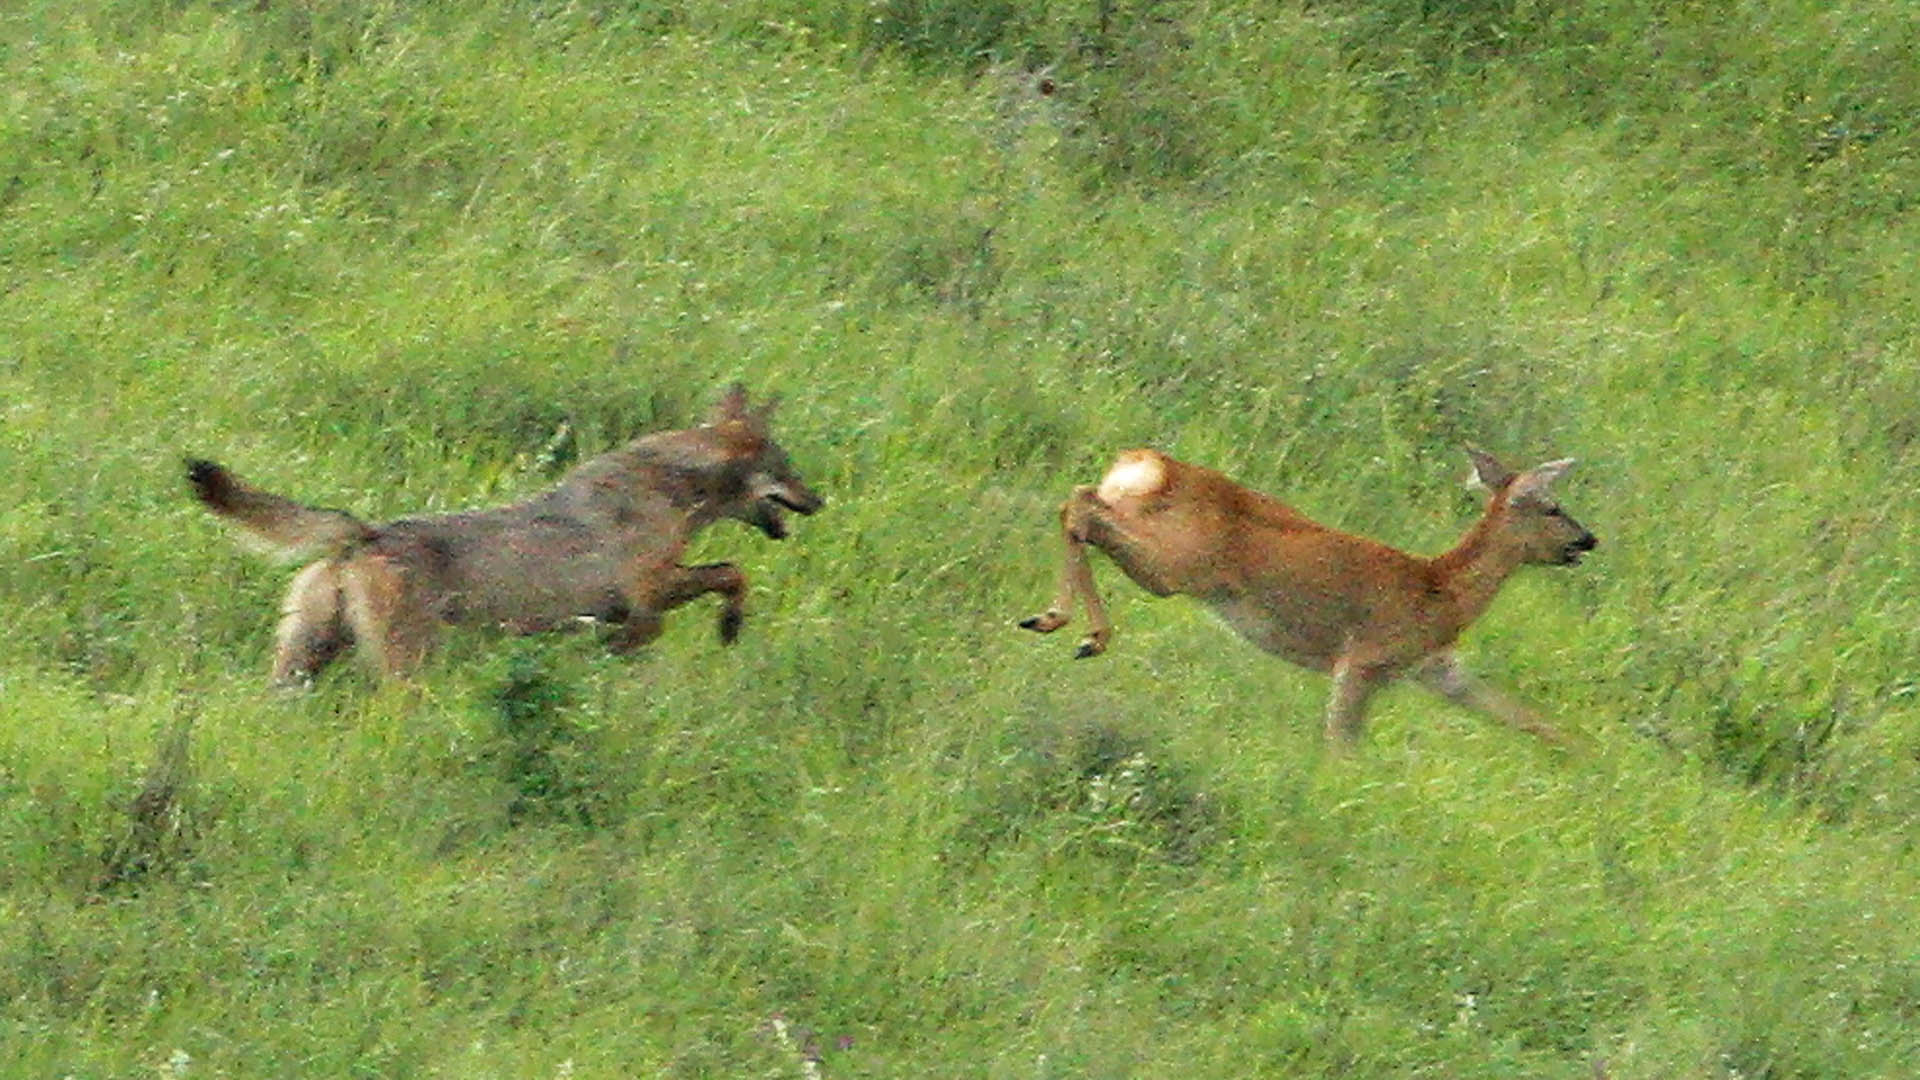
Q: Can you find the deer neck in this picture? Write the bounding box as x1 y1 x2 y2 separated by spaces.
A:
1430 508 1528 626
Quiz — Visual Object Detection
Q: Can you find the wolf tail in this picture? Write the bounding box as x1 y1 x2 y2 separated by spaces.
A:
185 459 376 559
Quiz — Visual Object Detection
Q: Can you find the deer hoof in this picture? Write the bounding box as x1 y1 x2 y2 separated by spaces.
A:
1019 611 1067 634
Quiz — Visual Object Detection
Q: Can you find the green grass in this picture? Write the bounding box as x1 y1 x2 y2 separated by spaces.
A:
7 1 1920 1075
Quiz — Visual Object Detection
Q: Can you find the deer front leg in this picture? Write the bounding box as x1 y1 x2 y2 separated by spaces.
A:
1019 485 1116 659
1325 657 1387 747
1414 653 1576 750
608 562 748 654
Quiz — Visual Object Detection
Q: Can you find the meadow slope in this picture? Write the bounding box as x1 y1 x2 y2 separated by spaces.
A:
5 1 1920 1076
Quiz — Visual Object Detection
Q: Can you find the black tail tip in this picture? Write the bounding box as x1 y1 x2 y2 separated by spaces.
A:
184 458 229 504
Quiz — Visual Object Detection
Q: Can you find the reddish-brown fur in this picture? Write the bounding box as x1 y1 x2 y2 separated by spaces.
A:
189 385 821 686
1021 448 1596 747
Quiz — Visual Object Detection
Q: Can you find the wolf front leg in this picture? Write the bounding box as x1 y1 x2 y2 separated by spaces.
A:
1019 485 1117 659
608 562 749 654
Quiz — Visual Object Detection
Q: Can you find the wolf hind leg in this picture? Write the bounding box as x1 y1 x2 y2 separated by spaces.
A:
339 555 438 681
271 561 352 688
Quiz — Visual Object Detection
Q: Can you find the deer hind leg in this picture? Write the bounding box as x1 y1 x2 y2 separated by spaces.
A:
339 555 437 682
1019 485 1116 659
270 561 352 688
608 562 748 654
1414 653 1574 750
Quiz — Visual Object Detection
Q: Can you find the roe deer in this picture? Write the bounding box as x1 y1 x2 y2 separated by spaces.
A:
1019 449 1595 748
188 385 823 686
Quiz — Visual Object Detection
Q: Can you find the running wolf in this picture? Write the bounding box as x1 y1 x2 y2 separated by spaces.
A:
188 385 823 685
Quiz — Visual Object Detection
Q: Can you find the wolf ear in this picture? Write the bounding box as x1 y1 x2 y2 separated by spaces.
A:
1465 447 1516 492
753 393 782 429
710 383 751 425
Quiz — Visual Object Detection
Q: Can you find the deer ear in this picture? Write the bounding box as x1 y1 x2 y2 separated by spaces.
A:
1465 448 1516 492
1509 458 1575 502
710 383 751 424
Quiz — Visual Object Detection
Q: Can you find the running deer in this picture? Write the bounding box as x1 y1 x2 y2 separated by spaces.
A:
1019 449 1596 748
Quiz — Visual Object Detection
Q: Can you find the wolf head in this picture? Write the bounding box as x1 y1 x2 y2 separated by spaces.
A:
704 384 825 540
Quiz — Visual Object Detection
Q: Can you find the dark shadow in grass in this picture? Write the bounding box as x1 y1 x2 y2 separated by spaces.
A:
946 714 1230 870
96 712 201 894
479 652 609 828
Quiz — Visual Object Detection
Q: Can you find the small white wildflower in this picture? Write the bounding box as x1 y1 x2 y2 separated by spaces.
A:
1454 991 1479 1028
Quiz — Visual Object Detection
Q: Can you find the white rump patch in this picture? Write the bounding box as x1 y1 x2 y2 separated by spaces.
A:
1097 453 1167 502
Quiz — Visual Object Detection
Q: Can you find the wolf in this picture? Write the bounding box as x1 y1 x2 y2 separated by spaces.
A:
188 385 822 686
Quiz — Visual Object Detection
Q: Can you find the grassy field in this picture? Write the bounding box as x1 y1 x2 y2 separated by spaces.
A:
6 1 1920 1075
